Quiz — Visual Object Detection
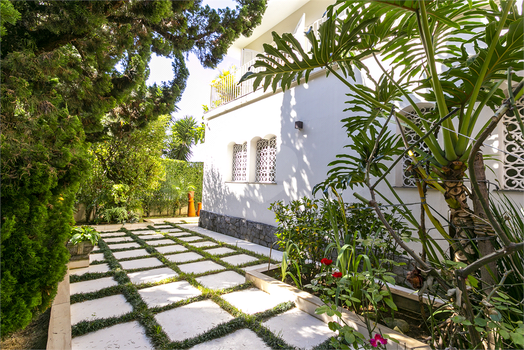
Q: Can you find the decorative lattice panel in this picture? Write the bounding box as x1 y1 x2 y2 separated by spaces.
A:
402 106 435 187
503 96 524 190
255 137 277 183
232 142 247 181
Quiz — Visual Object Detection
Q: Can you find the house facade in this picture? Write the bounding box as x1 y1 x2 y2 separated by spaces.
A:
199 0 524 252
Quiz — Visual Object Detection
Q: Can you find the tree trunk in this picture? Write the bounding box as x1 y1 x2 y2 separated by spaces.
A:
471 152 497 290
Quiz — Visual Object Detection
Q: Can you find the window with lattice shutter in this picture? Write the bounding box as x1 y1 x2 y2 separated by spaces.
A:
255 137 277 183
232 142 247 182
503 95 524 190
401 106 435 187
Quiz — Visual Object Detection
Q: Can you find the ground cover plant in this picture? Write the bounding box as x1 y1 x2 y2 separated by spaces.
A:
68 224 304 350
242 0 524 348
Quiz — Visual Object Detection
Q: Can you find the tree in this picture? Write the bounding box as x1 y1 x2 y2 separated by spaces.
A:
241 1 523 347
1 0 266 336
164 116 204 161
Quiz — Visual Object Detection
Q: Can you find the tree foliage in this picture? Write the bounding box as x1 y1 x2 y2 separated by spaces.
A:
164 116 205 161
0 0 266 336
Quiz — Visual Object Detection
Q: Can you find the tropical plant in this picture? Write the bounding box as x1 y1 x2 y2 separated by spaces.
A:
164 116 205 161
69 226 100 245
240 1 523 348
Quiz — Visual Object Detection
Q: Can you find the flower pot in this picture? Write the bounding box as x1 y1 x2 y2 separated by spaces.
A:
67 240 95 261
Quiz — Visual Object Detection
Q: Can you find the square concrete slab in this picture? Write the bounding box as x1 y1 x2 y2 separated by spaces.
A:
165 252 203 263
71 320 153 350
130 230 157 235
92 245 100 252
156 245 187 254
222 288 293 315
102 236 134 243
70 277 118 295
70 294 133 325
178 261 226 275
127 267 178 285
204 247 236 255
89 253 105 263
188 241 218 248
178 236 202 242
108 242 140 250
100 232 127 237
196 271 245 290
155 299 233 342
262 308 335 349
159 228 183 232
221 254 258 266
153 225 173 229
70 263 110 276
120 257 163 270
166 231 191 237
188 328 271 350
137 234 164 240
138 281 201 308
113 249 149 260
242 263 278 272
147 239 175 246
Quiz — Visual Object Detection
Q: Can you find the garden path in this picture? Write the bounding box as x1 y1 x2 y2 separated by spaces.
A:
68 222 337 349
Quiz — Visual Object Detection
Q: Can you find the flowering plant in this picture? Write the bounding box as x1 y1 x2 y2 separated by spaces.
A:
321 258 333 266
369 334 387 347
332 271 343 278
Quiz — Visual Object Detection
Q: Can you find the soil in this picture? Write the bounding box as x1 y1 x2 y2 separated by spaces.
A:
0 309 50 350
264 269 431 343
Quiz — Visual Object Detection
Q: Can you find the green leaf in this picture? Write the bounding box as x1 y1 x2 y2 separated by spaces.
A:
384 297 397 311
467 275 479 288
474 318 487 327
510 332 524 346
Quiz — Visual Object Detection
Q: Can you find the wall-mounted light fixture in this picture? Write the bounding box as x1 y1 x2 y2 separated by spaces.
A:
295 121 303 130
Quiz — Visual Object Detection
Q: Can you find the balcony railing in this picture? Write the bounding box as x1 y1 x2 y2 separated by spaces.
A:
209 16 328 111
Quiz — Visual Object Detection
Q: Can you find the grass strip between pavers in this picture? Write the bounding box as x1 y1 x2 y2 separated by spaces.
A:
70 224 304 349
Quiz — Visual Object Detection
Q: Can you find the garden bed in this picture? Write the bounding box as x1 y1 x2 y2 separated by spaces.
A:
246 266 433 350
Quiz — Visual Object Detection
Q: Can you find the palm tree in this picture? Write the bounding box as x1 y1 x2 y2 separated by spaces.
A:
164 116 204 161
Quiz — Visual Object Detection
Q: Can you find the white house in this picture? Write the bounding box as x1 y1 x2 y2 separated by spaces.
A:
199 0 524 252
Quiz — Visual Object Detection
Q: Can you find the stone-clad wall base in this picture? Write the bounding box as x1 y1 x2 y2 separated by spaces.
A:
199 210 277 248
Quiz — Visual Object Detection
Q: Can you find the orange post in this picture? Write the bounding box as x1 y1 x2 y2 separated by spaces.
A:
187 191 196 217
197 202 202 216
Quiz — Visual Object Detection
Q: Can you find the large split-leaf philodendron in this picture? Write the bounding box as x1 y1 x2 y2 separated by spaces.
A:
240 0 523 264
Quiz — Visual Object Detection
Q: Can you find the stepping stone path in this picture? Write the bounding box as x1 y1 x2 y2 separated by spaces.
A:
71 224 337 349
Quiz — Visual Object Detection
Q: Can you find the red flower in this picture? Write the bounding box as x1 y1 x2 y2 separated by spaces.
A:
332 272 342 278
369 334 387 347
321 258 333 266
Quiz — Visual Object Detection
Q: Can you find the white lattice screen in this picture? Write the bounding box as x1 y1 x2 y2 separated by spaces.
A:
401 106 435 187
232 142 247 181
255 137 277 183
503 95 524 190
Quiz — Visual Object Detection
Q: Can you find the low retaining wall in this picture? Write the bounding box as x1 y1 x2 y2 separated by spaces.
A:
199 210 278 248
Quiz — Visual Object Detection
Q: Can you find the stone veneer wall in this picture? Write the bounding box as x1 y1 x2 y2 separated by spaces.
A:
199 210 278 248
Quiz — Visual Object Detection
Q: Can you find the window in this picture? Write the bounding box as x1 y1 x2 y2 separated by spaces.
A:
232 142 247 182
255 137 277 183
400 105 435 187
503 95 524 190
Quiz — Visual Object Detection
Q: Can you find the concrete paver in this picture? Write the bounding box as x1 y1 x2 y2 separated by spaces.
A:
100 232 127 237
70 263 110 276
158 228 183 233
137 234 164 240
138 281 201 308
188 328 271 350
71 320 153 350
155 299 233 342
153 225 174 229
196 271 245 290
221 254 258 266
127 267 178 284
120 257 163 270
130 230 157 235
102 236 134 243
165 252 203 263
108 242 140 250
156 244 187 254
89 253 105 263
262 308 335 349
113 249 149 260
70 294 133 325
178 236 202 242
188 241 218 248
204 247 235 255
147 239 176 246
242 263 277 272
222 288 293 315
166 231 191 237
178 260 226 275
70 277 118 295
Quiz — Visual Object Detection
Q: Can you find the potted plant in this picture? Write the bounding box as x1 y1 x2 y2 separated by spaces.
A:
67 226 100 261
